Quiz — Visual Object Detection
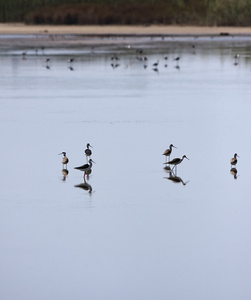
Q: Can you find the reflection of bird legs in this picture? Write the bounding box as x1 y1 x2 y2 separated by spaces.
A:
172 165 177 175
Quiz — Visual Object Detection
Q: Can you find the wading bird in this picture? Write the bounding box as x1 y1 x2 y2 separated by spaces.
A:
59 152 69 168
163 144 177 162
230 153 239 167
152 60 159 67
164 155 189 171
75 159 95 178
85 143 92 158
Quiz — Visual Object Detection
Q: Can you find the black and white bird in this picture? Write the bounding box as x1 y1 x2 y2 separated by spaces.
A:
75 159 95 176
164 155 189 171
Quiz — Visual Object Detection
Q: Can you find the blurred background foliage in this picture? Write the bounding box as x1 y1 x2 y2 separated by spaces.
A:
0 0 251 26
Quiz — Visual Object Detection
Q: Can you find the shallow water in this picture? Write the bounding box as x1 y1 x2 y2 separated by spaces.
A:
1 37 251 300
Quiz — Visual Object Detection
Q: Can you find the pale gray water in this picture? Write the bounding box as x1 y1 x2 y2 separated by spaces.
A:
1 37 251 300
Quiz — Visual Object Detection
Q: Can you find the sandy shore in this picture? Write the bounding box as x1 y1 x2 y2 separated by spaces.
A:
1 23 251 49
1 23 251 36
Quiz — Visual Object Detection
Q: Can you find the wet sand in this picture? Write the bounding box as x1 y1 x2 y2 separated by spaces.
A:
1 23 251 49
1 23 251 36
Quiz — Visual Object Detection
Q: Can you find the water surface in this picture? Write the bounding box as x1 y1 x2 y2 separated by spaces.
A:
0 37 251 300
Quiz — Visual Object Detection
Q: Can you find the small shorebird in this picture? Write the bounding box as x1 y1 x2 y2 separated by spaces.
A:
230 153 239 166
75 159 95 177
163 144 177 162
152 60 159 67
164 155 189 171
85 143 92 158
233 54 240 65
111 55 120 61
174 56 180 67
45 58 51 69
59 152 69 168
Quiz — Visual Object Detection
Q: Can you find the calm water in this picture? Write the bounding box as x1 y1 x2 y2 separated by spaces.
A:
1 36 251 300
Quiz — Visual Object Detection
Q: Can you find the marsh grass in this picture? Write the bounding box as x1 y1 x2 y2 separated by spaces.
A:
1 0 251 26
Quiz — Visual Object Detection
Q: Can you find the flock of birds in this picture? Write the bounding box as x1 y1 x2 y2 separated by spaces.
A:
20 44 241 73
58 143 240 193
162 143 240 183
110 48 181 71
59 143 94 193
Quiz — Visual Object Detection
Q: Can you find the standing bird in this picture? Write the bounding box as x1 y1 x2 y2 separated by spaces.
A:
174 56 180 68
59 151 69 168
152 60 159 67
164 155 189 172
85 143 93 159
163 144 177 162
75 159 95 178
230 153 239 167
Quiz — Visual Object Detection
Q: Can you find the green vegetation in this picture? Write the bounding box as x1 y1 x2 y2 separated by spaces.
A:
1 0 251 26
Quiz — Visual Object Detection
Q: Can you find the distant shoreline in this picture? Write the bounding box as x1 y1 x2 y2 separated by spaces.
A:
1 23 251 36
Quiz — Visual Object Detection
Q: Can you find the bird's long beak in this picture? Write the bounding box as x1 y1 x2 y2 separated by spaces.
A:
58 152 62 155
173 145 177 149
186 157 190 160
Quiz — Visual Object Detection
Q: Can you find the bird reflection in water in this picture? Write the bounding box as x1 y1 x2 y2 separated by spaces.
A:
163 165 171 172
230 167 238 179
61 168 69 181
164 170 189 186
74 176 92 194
